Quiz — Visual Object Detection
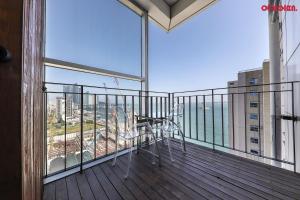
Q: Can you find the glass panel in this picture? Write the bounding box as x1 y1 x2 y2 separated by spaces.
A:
82 93 95 162
95 95 107 158
223 95 229 147
47 93 66 174
197 96 205 141
184 97 190 138
214 95 222 146
205 96 213 143
106 95 117 155
190 96 197 140
65 93 81 168
46 0 142 76
45 67 141 90
116 96 126 150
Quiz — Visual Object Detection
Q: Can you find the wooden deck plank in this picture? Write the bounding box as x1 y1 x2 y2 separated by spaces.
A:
178 147 300 199
157 147 260 200
43 140 300 200
65 175 81 200
84 168 109 200
75 173 95 200
171 141 300 199
169 143 292 200
177 141 300 185
168 147 285 200
171 141 299 188
43 182 55 200
134 153 208 200
156 150 255 200
118 155 180 200
92 165 123 200
115 155 165 200
123 153 208 200
104 162 151 200
100 163 136 200
55 178 68 200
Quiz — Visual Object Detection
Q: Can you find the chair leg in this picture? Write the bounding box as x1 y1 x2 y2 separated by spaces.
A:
152 133 161 167
125 139 133 179
112 136 119 166
151 137 156 165
136 135 140 155
179 130 186 153
160 128 166 146
167 135 175 162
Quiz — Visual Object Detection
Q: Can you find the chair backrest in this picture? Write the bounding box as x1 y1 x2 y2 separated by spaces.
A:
112 105 137 135
168 103 184 122
164 103 184 131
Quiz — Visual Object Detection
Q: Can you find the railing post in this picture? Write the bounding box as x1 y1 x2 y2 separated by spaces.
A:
43 87 48 176
156 96 158 138
244 92 247 153
80 85 84 174
232 93 235 150
203 95 206 142
183 97 185 137
189 96 192 139
196 95 199 141
115 96 118 152
273 91 277 159
177 96 179 136
171 93 175 138
221 94 224 147
138 91 142 117
258 93 262 157
168 93 171 115
94 94 97 159
105 94 108 155
124 95 127 149
292 83 296 173
64 92 67 170
212 89 215 150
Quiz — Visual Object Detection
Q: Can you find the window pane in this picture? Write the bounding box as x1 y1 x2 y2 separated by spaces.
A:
46 0 142 76
45 66 141 90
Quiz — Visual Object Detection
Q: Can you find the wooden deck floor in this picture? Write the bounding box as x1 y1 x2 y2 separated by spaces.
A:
43 140 300 200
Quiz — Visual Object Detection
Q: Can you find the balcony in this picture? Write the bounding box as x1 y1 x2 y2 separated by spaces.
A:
43 81 300 200
3 0 300 199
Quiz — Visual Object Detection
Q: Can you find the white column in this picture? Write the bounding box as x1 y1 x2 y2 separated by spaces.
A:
268 0 282 160
142 11 149 116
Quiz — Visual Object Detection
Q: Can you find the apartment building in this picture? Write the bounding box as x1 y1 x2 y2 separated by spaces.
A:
63 84 81 105
228 61 270 155
55 95 73 121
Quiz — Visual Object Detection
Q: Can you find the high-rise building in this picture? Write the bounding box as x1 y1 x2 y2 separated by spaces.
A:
63 84 80 105
65 96 73 117
83 91 90 106
228 61 270 155
56 95 72 120
56 96 65 122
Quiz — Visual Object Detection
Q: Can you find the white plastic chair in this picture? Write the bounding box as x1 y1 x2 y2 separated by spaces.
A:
158 103 186 161
111 106 157 179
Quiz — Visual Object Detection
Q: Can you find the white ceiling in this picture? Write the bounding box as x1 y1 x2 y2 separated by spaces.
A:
121 0 218 31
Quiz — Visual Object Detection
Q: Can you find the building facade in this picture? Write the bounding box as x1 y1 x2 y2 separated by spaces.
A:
228 61 270 156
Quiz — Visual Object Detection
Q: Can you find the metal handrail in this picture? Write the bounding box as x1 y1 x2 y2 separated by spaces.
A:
44 81 299 177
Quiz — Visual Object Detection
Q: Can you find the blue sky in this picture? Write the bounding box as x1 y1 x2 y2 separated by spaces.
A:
46 0 269 92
